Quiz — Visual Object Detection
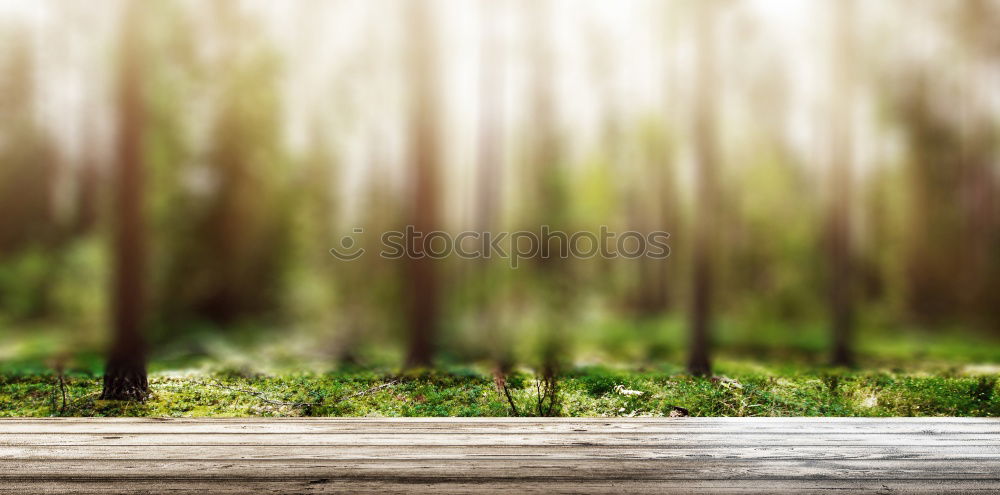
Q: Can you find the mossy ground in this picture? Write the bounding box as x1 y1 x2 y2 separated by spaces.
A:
2 361 998 417
4 316 1000 417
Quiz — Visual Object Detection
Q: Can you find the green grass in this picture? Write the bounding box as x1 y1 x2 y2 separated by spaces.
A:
4 314 1000 417
2 362 999 417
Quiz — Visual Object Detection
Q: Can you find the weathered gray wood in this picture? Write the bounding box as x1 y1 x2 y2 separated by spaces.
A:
5 417 1000 434
1 418 998 494
7 444 1000 460
5 458 1000 479
5 432 997 447
6 479 1000 495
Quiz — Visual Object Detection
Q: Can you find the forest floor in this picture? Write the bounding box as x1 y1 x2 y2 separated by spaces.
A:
2 360 999 417
4 318 1000 417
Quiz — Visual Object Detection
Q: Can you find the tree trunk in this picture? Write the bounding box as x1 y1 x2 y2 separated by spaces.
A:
688 0 717 377
74 152 100 235
829 0 854 367
101 2 148 401
476 0 510 365
404 0 440 368
528 1 569 381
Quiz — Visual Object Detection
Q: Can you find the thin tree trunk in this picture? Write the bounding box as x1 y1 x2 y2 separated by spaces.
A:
75 151 100 235
101 2 148 401
404 0 440 368
528 0 568 383
476 1 503 238
477 0 510 366
829 0 854 367
688 0 717 377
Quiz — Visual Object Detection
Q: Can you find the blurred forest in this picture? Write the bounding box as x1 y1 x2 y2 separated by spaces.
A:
0 0 998 400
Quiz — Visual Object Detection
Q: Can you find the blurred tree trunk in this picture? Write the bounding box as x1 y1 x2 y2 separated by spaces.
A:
404 0 441 368
476 0 511 369
687 0 718 377
633 130 676 317
74 151 100 236
528 0 570 389
476 2 504 240
151 2 290 330
0 37 57 256
75 112 106 236
101 2 148 401
0 35 60 319
633 2 684 318
891 2 1000 329
954 0 1000 329
828 0 855 367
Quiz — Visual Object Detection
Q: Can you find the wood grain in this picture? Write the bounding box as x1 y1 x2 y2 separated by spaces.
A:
2 418 998 494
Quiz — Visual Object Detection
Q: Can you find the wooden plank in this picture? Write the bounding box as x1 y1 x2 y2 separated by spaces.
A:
1 418 999 494
3 458 1000 479
5 479 1000 495
5 444 1000 460
4 432 997 447
5 418 1000 434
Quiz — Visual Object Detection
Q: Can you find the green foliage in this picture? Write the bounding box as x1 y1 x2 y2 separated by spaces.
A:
0 248 52 319
152 8 294 332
